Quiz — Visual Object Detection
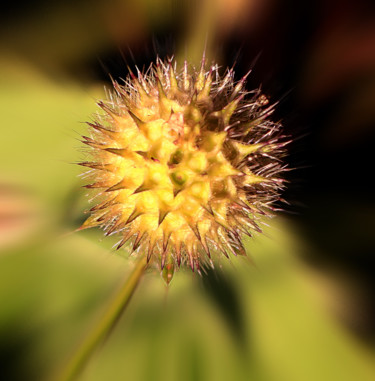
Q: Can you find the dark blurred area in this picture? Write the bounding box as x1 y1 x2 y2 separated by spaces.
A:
1 0 375 380
219 0 375 342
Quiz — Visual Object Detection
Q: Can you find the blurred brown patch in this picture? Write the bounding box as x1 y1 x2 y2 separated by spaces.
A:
0 183 41 250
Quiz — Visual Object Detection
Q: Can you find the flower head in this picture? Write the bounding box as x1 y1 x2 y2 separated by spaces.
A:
79 58 286 276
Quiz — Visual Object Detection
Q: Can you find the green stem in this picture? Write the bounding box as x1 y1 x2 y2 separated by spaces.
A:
53 256 148 381
176 0 218 67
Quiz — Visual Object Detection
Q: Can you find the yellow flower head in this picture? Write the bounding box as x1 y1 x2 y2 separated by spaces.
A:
79 58 286 277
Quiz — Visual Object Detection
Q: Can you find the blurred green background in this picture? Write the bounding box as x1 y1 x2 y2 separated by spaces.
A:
1 1 375 380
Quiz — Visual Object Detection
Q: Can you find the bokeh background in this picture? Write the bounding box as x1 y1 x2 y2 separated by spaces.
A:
1 0 375 380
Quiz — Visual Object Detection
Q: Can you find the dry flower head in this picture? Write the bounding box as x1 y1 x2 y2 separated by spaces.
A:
79 57 287 279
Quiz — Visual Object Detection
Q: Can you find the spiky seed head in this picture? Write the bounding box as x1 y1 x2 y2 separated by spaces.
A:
79 58 287 278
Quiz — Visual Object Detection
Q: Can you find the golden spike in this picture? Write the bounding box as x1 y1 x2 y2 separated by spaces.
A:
97 101 124 124
169 62 178 91
112 80 126 97
204 240 211 259
161 232 172 267
230 142 262 164
232 199 252 212
195 54 207 93
235 223 252 238
195 259 200 274
232 239 246 256
201 203 215 216
215 237 230 259
106 179 129 192
112 82 137 109
105 219 124 236
220 95 244 125
78 162 113 172
240 115 265 134
247 219 262 233
201 233 211 258
245 104 276 132
175 241 182 267
183 60 190 91
186 246 195 271
77 213 102 231
133 231 147 251
97 100 115 114
133 182 151 194
134 151 148 159
104 148 136 160
217 68 233 93
197 68 212 100
218 233 237 257
134 75 151 103
127 110 146 128
158 209 169 226
95 213 109 223
196 229 210 258
81 136 105 149
156 76 171 119
228 230 246 256
231 69 251 98
117 230 134 250
135 67 150 92
243 172 267 185
188 222 201 241
173 188 182 197
90 197 118 212
84 181 109 189
126 65 137 80
103 147 125 156
147 237 157 263
190 91 198 105
195 66 205 92
201 131 227 152
209 210 233 231
125 208 144 225
87 122 118 139
155 57 164 79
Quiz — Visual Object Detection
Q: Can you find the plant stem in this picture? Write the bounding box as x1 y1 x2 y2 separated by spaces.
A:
176 0 218 66
53 256 148 381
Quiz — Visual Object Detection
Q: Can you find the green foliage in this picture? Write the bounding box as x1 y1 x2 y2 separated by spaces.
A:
0 57 374 381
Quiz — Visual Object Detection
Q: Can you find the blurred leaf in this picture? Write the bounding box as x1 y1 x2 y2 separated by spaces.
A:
0 55 374 381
